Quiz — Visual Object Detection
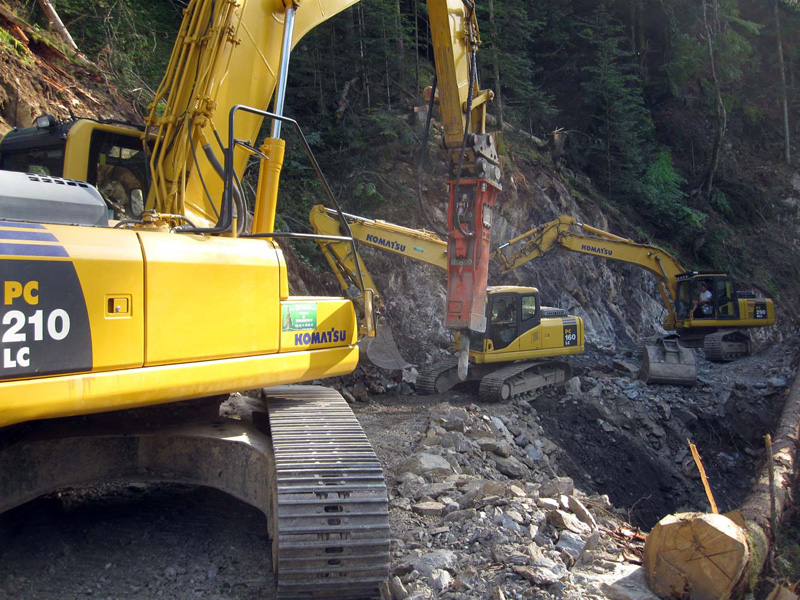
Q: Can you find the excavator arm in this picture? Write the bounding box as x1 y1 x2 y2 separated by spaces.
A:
492 214 775 362
492 215 687 324
144 0 360 226
144 0 501 380
427 0 501 337
309 204 447 313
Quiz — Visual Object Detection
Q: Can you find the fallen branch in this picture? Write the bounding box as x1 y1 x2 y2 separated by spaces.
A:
644 367 800 599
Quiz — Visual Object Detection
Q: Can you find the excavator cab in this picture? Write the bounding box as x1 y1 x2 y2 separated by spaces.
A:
0 116 149 219
674 273 738 323
672 271 775 361
417 285 581 401
467 286 582 360
480 289 539 351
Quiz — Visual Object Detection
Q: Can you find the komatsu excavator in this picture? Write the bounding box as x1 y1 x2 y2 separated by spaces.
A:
310 204 584 401
0 1 502 597
493 215 776 384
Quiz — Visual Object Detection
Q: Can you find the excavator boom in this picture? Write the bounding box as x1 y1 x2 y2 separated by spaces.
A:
0 1 507 597
493 214 776 371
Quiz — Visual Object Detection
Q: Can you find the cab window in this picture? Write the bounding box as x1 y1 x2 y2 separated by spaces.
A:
89 132 149 219
676 282 692 319
1 147 65 176
713 278 736 318
489 295 518 350
521 295 538 321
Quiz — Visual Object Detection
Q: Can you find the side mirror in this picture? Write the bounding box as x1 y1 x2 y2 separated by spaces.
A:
362 288 376 338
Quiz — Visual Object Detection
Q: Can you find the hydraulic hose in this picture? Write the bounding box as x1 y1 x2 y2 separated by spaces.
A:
416 74 447 238
451 36 479 239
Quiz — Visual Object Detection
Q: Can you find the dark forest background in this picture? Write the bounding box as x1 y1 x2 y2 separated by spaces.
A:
10 0 800 302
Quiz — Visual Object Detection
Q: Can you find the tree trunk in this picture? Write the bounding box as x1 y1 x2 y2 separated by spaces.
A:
382 15 391 108
36 0 91 66
701 0 726 201
394 0 405 90
487 0 504 128
644 369 800 599
775 0 791 165
357 3 370 110
36 0 78 53
414 0 420 96
635 0 647 81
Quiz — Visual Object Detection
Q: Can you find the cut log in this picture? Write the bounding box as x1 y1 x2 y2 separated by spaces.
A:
643 512 749 600
644 368 800 599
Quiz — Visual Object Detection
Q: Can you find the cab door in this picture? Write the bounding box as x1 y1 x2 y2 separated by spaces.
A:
487 294 519 350
712 277 738 319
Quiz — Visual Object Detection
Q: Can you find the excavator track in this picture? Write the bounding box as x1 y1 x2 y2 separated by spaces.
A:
478 361 571 403
265 386 390 599
416 359 461 395
703 330 752 362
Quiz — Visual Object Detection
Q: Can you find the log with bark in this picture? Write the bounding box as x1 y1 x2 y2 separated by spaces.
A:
643 369 800 599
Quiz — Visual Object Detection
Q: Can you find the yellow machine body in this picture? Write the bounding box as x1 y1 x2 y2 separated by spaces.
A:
0 0 498 430
468 287 584 364
0 222 357 428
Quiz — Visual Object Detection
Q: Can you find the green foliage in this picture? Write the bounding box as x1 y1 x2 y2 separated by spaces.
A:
641 150 705 231
661 32 705 95
352 180 383 212
660 0 758 104
710 188 732 214
475 0 555 125
0 27 31 62
579 4 656 201
51 0 181 103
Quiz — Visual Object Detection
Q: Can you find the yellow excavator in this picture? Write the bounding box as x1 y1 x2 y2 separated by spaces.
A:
0 1 502 597
310 204 584 401
493 215 776 384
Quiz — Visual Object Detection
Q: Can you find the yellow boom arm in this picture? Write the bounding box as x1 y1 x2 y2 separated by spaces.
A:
309 204 447 311
144 0 359 226
492 215 688 323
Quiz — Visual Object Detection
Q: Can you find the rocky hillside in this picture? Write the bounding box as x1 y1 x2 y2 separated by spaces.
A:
366 148 787 367
0 2 794 363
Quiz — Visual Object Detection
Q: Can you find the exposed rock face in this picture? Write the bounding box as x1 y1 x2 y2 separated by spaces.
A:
355 161 784 366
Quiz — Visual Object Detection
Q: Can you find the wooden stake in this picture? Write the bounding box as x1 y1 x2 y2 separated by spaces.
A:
689 439 719 514
766 433 777 568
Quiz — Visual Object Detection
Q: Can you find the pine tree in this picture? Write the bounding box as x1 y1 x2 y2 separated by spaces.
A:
579 3 656 200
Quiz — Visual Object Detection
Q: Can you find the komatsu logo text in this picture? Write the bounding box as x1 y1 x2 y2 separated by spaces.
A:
295 328 348 346
366 234 406 253
580 244 613 256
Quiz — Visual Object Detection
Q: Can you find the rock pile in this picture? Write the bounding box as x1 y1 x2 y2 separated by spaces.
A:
351 337 799 599
382 401 653 600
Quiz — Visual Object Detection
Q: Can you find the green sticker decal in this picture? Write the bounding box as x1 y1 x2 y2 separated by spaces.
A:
282 303 317 331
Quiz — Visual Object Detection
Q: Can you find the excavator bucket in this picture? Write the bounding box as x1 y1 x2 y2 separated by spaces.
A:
359 317 412 370
639 337 697 386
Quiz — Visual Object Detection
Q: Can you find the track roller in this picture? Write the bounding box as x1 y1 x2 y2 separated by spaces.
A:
703 330 752 362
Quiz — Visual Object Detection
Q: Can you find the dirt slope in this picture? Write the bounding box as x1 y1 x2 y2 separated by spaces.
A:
0 5 137 135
